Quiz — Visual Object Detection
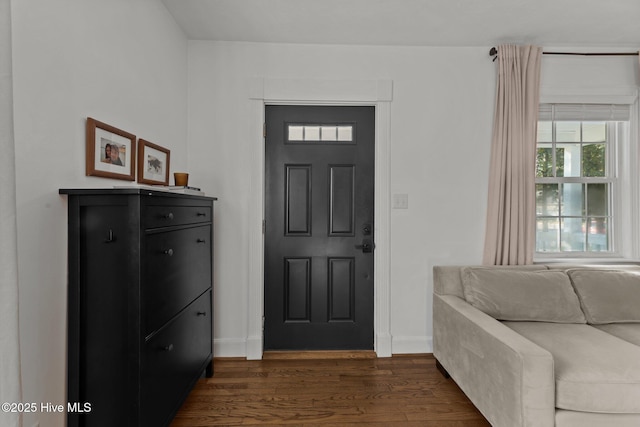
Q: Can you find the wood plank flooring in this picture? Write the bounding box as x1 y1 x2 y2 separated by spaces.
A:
171 353 490 426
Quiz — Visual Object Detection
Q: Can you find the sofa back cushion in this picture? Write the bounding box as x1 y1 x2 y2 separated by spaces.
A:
568 269 640 324
461 267 586 323
433 265 547 298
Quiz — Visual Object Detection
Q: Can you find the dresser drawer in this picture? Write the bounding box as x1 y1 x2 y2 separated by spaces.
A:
145 204 212 229
141 291 212 427
144 225 211 334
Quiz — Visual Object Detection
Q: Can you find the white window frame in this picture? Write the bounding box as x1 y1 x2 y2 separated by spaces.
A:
534 96 640 262
535 116 618 255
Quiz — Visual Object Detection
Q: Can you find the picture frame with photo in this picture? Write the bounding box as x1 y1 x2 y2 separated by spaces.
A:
86 117 136 180
137 139 170 185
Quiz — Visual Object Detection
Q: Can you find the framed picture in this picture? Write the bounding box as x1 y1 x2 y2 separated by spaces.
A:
86 117 136 180
137 139 170 185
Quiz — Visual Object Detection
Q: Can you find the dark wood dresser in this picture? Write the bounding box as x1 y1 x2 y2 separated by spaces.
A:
60 188 216 427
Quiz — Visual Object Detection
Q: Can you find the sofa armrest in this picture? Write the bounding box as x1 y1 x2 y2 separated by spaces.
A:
433 294 555 427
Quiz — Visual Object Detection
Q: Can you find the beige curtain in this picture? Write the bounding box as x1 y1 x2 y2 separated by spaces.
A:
483 45 543 265
0 0 23 426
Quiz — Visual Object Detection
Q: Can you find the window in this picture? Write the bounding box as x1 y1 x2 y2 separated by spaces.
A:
535 104 631 255
287 124 354 143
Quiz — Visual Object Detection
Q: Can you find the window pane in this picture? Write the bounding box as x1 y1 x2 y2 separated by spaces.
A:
305 126 320 140
556 122 581 142
536 184 559 215
320 126 337 141
583 122 606 143
582 143 606 177
561 218 585 252
536 218 559 252
337 126 353 141
536 146 553 178
288 126 304 141
555 147 565 177
537 121 552 142
557 143 581 177
561 183 584 216
587 217 609 252
587 183 608 216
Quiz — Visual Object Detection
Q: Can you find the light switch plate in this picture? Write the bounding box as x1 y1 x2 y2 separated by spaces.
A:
392 193 409 209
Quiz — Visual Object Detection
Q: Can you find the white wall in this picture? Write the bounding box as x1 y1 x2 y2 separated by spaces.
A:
188 42 639 358
187 42 497 356
11 1 188 426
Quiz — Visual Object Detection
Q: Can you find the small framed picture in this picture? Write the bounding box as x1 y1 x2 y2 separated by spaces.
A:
137 139 170 185
86 117 136 180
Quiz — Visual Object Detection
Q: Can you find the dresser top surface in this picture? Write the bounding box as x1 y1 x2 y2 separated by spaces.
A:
59 187 217 201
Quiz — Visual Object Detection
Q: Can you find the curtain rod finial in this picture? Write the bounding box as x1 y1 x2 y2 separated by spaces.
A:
489 47 498 62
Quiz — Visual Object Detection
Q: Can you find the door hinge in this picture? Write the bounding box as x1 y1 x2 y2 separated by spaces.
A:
263 122 267 138
262 219 266 234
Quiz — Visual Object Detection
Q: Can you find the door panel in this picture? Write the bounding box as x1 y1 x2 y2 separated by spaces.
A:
284 257 311 322
328 257 355 321
285 165 312 235
265 105 375 350
329 166 355 236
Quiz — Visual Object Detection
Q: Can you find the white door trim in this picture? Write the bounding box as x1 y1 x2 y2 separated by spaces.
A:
246 78 393 359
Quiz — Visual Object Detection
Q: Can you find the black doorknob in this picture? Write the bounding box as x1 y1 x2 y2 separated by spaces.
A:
355 239 375 253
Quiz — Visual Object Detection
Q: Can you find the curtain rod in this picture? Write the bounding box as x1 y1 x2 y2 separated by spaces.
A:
489 47 639 60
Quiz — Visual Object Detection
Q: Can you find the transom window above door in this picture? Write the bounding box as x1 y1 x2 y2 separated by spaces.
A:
287 124 354 143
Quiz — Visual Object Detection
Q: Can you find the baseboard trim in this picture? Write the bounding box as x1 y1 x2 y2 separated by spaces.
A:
392 335 432 354
213 338 247 358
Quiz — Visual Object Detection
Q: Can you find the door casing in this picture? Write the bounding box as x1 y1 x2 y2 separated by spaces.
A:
246 78 393 359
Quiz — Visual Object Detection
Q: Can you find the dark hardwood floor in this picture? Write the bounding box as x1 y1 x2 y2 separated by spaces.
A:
171 352 490 426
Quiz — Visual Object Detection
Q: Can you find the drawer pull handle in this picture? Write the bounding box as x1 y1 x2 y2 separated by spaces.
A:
197 212 207 217
162 344 174 352
163 212 174 220
197 311 207 317
163 249 174 256
197 238 206 243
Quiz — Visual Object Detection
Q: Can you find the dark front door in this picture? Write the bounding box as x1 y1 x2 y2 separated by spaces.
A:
264 105 375 350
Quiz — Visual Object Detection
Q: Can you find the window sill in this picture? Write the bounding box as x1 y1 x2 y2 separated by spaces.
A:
533 255 640 265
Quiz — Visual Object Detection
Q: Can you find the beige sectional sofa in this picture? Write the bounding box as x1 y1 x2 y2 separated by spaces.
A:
433 265 640 427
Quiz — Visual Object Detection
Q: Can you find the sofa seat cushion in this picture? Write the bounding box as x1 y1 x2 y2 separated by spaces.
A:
503 322 640 414
461 268 586 323
593 323 640 346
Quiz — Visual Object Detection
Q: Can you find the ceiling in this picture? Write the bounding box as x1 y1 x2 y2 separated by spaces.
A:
162 0 640 48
